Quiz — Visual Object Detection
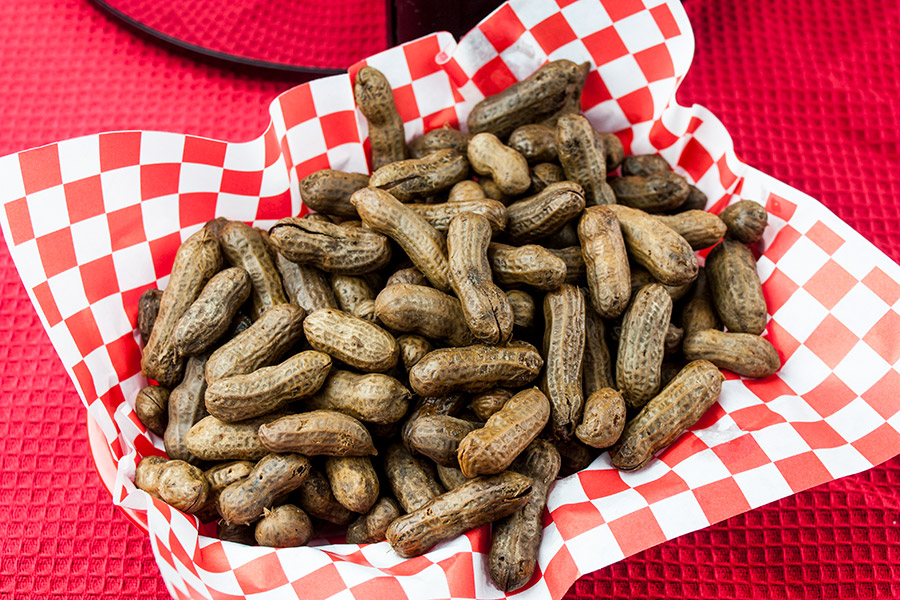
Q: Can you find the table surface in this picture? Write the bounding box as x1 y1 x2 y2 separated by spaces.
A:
1 0 899 598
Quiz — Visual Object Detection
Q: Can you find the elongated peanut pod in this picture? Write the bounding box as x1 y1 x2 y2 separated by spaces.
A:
173 268 251 356
616 284 673 410
325 456 379 514
346 497 403 544
468 133 531 196
304 369 410 424
374 283 475 347
557 114 608 205
409 126 471 159
488 243 567 291
579 206 630 318
275 253 338 313
384 442 445 513
218 453 311 525
654 210 726 250
186 412 289 461
408 199 508 233
409 343 544 397
138 289 162 346
575 388 626 448
354 66 407 169
508 124 558 164
681 269 721 335
506 181 586 244
259 410 377 456
268 217 392 275
294 468 354 525
219 222 287 319
683 329 780 378
720 200 768 244
541 285 586 440
407 415 481 468
331 273 377 322
609 172 690 213
164 353 210 464
369 149 469 202
607 204 698 286
583 302 614 398
304 308 399 372
299 170 369 219
706 240 767 335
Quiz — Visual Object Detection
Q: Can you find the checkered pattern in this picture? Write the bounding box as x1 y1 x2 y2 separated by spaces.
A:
1 0 899 598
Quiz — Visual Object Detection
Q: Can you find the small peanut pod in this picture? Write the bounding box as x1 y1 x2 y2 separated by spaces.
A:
672 184 708 213
583 302 614 398
607 204 699 286
142 227 221 387
325 456 380 513
259 410 377 456
186 413 288 461
480 178 509 204
407 415 481 468
488 243 567 290
506 181 586 243
206 304 305 381
346 497 403 544
409 126 471 159
196 460 255 521
398 335 432 372
294 468 354 525
457 387 550 478
469 388 513 421
135 457 210 514
408 198 508 233
268 217 392 275
409 343 544 397
595 130 625 172
575 388 626 448
173 268 251 356
556 114 608 205
530 162 565 193
683 330 780 378
622 154 669 177
352 187 453 291
506 290 535 329
508 124 558 164
579 206 631 318
386 472 533 558
616 284 673 410
489 439 561 592
436 465 468 490
467 133 531 196
386 266 428 287
164 353 210 464
331 274 377 322
254 504 313 547
384 442 445 513
135 385 169 436
205 351 332 422
681 269 721 335
654 210 727 250
547 246 586 285
401 393 467 451
369 149 469 202
138 288 162 345
610 360 724 471
610 172 690 213
720 200 768 244
305 369 410 424
354 66 407 170
447 180 486 203
541 285 586 440
706 239 767 335
630 265 692 301
304 308 399 372
448 213 515 344
219 222 288 319
299 170 370 218
374 283 475 347
218 453 311 525
467 59 585 138
275 253 338 314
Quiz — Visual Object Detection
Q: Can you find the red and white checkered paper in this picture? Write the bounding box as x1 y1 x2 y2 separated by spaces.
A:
2 0 900 598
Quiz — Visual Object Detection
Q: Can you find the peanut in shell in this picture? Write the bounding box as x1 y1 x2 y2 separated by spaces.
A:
541 285 586 440
615 284 673 410
299 170 369 219
164 353 210 464
259 410 377 457
467 133 531 196
268 217 392 275
346 497 403 544
578 206 631 318
219 222 287 319
374 283 475 347
407 415 481 468
173 267 251 356
683 329 780 378
303 308 399 373
556 114 609 205
384 442 445 513
488 243 567 291
275 253 338 314
254 504 313 547
354 66 407 170
575 388 626 448
135 385 169 436
325 456 380 514
609 172 690 213
218 453 312 525
305 369 410 424
409 126 471 159
607 204 698 286
720 200 768 244
409 343 544 397
505 181 586 244
368 149 469 202
706 239 767 335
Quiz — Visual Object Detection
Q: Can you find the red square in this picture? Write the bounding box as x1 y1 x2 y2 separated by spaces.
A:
423 107 459 132
764 224 801 264
479 5 526 54
862 310 900 364
711 434 770 474
774 452 831 493
578 468 629 500
707 193 730 216
803 259 857 310
691 400 727 430
804 314 858 369
220 169 263 196
617 87 654 124
387 85 420 123
804 373 857 418
762 268 798 315
766 192 797 221
442 57 469 88
677 138 714 183
793 420 845 450
5 197 34 245
178 192 218 229
294 154 331 181
657 431 707 467
649 119 679 150
556 0 579 8
806 220 844 255
729 404 786 432
182 136 227 167
852 423 900 466
321 110 362 149
531 13 578 55
742 374 795 404
65 307 104 356
603 0 645 21
543 545 580 600
862 267 900 306
32 281 62 327
289 564 346 600
140 163 181 201
583 27 629 66
19 145 62 195
107 205 146 251
99 132 142 171
438 554 476 599
257 193 293 221
472 56 519 97
693 477 750 525
79 256 119 303
234 553 288 594
280 85 316 129
71 360 96 400
64 176 105 224
634 471 688 504
716 155 739 190
36 227 77 278
149 232 182 279
350 577 406 600
634 44 675 82
120 284 154 328
607 507 667 558
862 370 900 420
403 35 441 80
686 116 703 134
650 5 681 39
385 555 434 577
551 501 605 540
264 127 282 168
581 70 613 108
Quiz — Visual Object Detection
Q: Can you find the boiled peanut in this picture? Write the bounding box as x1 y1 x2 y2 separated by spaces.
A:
374 283 475 346
134 455 167 497
304 308 399 372
135 457 209 514
607 204 698 286
138 288 162 346
583 302 614 398
164 353 209 463
294 468 354 525
488 243 567 290
540 61 590 127
218 453 311 525
447 180 486 202
369 149 469 201
254 504 313 547
616 284 673 410
595 130 625 172
385 266 428 287
186 413 288 461
436 465 467 490
195 460 255 522
268 217 392 275
683 329 780 378
506 181 586 243
407 415 481 467
331 273 377 321
409 343 544 396
610 172 690 213
622 154 669 177
579 206 631 318
706 239 767 334
219 222 287 319
480 178 509 204
305 369 410 424
259 410 376 456
547 246 586 284
557 114 609 205
409 125 471 159
346 497 402 544
397 335 431 372
680 184 708 212
401 393 467 451
530 163 566 194
469 388 513 421
135 385 169 436
299 170 369 219
325 456 379 513
720 200 768 244
508 124 558 164
654 210 726 250
173 268 251 356
630 265 692 301
681 268 721 335
354 66 407 170
275 253 338 314
506 290 535 329
384 442 444 513
541 285 586 440
575 388 626 448
467 133 530 196
610 360 724 470
408 198 507 233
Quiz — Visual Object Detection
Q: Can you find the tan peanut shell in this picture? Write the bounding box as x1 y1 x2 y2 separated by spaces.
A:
677 184 709 212
384 442 445 513
409 343 544 397
401 393 467 451
506 181 586 243
218 453 311 525
325 456 380 514
488 439 560 592
621 154 670 177
275 253 338 314
480 178 509 204
173 268 251 356
706 239 767 335
720 200 768 244
630 265 692 301
304 308 399 372
409 126 471 159
142 227 221 387
436 464 468 491
135 457 210 514
681 268 721 335
195 460 256 522
346 497 403 544
135 385 169 436
397 335 432 372
294 468 354 525
374 283 475 346
305 369 410 424
134 456 168 495
683 329 780 378
575 388 626 448
164 353 209 463
556 114 608 205
386 471 533 558
607 204 699 286
351 187 453 291
447 180 486 202
299 170 370 218
488 243 567 290
331 273 377 321
616 284 673 410
385 266 428 288
138 288 162 345
579 206 631 318
219 222 287 319
254 504 313 547
467 133 531 196
541 285 586 440
654 210 726 250
368 149 469 202
259 410 376 456
583 302 614 398
186 413 287 461
530 162 565 193
354 66 407 170
539 61 590 128
406 415 481 467
268 217 392 275
610 360 724 470
547 246 586 284
609 172 690 213
470 388 513 421
508 124 558 164
408 198 508 233
506 290 535 329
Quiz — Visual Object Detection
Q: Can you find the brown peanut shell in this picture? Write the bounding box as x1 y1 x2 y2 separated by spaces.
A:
305 369 410 425
303 308 399 372
720 200 768 244
409 126 471 159
219 222 287 319
135 385 169 436
488 243 567 291
683 329 780 378
681 268 721 335
398 335 432 372
541 285 586 440
164 353 210 464
616 284 673 410
607 204 698 286
218 453 311 525
293 468 354 525
506 181 586 244
354 66 407 170
299 170 370 219
268 217 392 275
654 210 726 250
609 172 690 213
621 154 669 177
374 283 475 346
325 456 380 514
530 162 565 193
173 268 251 356
346 497 403 544
575 388 626 448
583 302 614 398
275 253 338 314
407 415 481 468
508 124 558 164
470 388 513 421
259 410 376 456
409 343 544 397
506 290 535 329
706 240 767 335
557 114 608 205
368 149 469 202
467 133 531 196
138 288 162 346
254 504 313 547
331 274 377 322
384 442 445 513
579 206 631 318
408 199 508 233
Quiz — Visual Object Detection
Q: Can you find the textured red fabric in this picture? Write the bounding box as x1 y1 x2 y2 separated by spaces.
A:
0 2 898 600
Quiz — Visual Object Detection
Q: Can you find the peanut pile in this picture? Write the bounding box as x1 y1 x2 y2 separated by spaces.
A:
133 60 778 592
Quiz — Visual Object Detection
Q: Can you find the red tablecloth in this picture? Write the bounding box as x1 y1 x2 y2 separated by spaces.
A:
1 0 899 598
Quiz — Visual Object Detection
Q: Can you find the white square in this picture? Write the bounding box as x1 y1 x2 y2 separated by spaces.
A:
499 33 546 81
693 414 747 449
100 166 142 212
309 73 356 115
0 154 26 204
215 194 261 222
47 267 89 320
331 559 380 590
286 119 327 166
189 568 241 597
83 347 116 397
614 12 666 54
58 136 102 184
589 488 647 522
777 345 830 396
774 236 830 286
719 380 766 413
595 55 645 98
223 138 266 171
767 394 822 423
410 72 456 118
671 449 731 488
509 0 558 28
11 239 46 289
548 39 593 66
583 99 631 135
646 78 678 117
140 194 181 241
825 397 885 442
650 491 709 539
545 470 590 512
47 322 87 371
751 422 811 462
833 341 892 395
358 48 412 87
829 283 889 338
70 215 113 265
814 445 873 480
403 118 425 148
453 28 499 75
91 295 133 344
139 131 186 165
561 0 613 38
274 546 332 581
326 145 368 177
617 455 673 487
772 288 828 342
565 525 624 575
111 242 157 291
732 464 794 509
832 238 888 281
178 163 223 194
259 164 291 199
396 565 452 600
26 185 70 238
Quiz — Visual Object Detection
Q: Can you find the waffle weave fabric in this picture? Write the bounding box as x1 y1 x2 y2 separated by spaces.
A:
0 1 898 600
